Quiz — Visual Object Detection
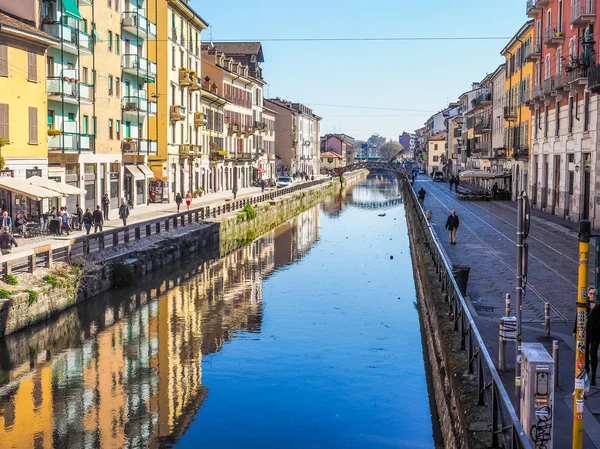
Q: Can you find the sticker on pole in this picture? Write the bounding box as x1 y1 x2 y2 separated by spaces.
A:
575 379 585 389
577 400 585 413
515 376 521 387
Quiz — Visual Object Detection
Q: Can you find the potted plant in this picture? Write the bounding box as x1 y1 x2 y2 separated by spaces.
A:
193 186 204 198
47 129 61 137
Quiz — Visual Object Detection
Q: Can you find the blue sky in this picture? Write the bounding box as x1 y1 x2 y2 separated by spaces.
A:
191 0 527 141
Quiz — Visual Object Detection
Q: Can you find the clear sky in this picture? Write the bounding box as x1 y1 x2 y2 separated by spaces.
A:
190 0 527 141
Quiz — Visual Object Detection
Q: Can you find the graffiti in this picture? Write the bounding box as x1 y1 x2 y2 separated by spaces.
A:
530 406 552 449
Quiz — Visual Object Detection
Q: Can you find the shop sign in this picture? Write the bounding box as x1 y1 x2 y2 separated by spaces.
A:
26 169 42 178
110 172 119 181
0 170 14 178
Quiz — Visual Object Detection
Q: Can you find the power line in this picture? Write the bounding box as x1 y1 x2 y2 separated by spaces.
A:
303 103 437 112
211 36 514 42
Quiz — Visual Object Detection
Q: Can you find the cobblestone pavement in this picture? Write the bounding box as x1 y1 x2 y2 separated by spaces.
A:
413 175 600 447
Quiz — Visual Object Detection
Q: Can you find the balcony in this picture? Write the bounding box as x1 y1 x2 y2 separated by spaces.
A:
228 123 241 135
122 54 157 79
472 141 491 156
139 139 157 155
47 77 93 104
179 68 196 87
471 92 492 110
48 122 94 153
521 88 532 105
227 152 255 162
526 0 542 17
588 63 600 92
194 112 206 128
170 105 185 121
504 106 517 121
210 151 226 161
524 40 542 61
544 23 565 47
123 94 157 116
474 120 491 135
43 20 93 55
567 65 589 91
543 76 557 95
122 11 156 39
571 0 595 27
179 144 191 157
267 153 275 161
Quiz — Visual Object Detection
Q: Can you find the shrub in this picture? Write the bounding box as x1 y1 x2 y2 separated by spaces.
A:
5 274 18 285
43 275 58 287
25 289 38 305
242 204 257 220
0 288 11 298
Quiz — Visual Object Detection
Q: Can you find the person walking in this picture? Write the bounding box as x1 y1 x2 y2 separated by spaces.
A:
232 185 238 200
448 176 455 191
454 176 460 191
492 182 499 200
185 191 192 211
61 208 71 235
0 226 18 255
417 187 427 206
82 208 93 235
445 210 460 245
260 179 265 193
175 192 183 213
1 211 12 234
119 200 130 226
101 193 110 220
76 204 83 231
93 205 104 233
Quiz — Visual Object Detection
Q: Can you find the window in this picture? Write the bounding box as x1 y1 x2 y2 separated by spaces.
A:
568 153 575 163
82 67 88 84
115 34 120 55
116 120 120 139
180 51 184 68
555 101 560 136
568 96 574 133
92 116 97 136
171 123 176 143
115 77 120 97
27 52 37 82
171 84 176 105
434 144 438 151
108 31 112 52
544 107 548 138
109 119 113 139
28 107 38 144
569 171 575 195
83 115 89 134
92 69 96 86
108 0 111 7
433 156 439 162
535 109 539 139
0 104 8 140
0 45 7 76
172 46 176 67
584 91 590 132
108 75 113 96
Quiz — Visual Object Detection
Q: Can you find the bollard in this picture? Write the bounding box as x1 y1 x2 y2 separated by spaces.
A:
499 322 506 371
505 293 511 317
552 340 560 387
498 316 516 371
544 303 551 338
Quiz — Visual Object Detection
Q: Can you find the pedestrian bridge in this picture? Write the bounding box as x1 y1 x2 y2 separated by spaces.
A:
350 198 404 209
340 162 406 176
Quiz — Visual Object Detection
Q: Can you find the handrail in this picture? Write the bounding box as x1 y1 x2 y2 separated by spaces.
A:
405 173 532 449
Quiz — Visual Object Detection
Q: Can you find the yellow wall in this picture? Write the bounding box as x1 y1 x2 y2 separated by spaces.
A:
0 45 48 159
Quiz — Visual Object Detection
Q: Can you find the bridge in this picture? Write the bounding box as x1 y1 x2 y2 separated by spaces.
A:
349 198 404 209
340 161 407 176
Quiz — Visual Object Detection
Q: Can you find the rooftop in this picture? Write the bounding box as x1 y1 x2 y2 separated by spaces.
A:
0 9 56 42
210 42 264 62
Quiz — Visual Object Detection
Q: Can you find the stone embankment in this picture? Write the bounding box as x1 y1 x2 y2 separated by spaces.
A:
0 171 368 337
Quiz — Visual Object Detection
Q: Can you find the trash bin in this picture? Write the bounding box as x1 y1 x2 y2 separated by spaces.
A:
452 265 471 295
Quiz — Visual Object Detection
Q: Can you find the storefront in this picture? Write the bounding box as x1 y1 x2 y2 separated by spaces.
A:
83 164 97 212
0 177 64 220
110 163 120 210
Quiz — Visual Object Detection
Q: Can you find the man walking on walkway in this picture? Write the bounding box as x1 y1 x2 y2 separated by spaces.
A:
102 194 110 221
417 187 426 206
119 200 130 227
449 176 455 191
445 210 460 245
93 205 104 233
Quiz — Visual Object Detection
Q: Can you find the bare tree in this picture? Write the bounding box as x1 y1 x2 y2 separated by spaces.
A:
378 142 403 161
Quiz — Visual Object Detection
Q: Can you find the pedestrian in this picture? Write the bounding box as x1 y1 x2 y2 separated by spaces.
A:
449 176 455 191
76 203 83 231
454 176 460 191
119 200 130 226
101 193 110 220
417 187 427 206
585 286 600 386
185 191 192 211
445 210 460 245
61 207 71 235
82 208 93 235
175 192 183 212
93 205 104 233
0 211 12 234
232 185 238 200
0 226 17 255
260 179 265 193
492 182 499 200
311 175 314 181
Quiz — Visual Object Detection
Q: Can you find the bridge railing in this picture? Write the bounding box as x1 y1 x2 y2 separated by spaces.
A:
405 177 532 449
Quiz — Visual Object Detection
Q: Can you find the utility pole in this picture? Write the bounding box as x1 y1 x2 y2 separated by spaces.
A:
573 220 591 449
515 193 524 402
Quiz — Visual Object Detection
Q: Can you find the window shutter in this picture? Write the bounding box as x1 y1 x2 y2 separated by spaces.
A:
28 52 37 82
0 104 8 140
0 45 7 76
29 107 38 144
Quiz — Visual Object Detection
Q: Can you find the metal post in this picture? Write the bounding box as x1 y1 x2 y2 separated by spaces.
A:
553 340 560 387
573 219 591 449
505 293 511 317
544 302 551 338
499 322 506 371
516 194 524 403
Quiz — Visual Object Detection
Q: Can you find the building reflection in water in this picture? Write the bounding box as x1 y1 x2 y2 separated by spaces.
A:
0 206 321 449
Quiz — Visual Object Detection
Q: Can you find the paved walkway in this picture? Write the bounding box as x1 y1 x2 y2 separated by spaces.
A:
414 175 600 448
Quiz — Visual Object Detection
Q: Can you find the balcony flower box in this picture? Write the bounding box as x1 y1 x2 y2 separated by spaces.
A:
47 129 62 137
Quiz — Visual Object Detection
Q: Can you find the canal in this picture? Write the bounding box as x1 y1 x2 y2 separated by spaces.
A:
0 176 441 449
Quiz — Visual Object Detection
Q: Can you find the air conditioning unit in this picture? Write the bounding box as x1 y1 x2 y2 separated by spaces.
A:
124 102 137 111
122 140 138 153
122 15 135 27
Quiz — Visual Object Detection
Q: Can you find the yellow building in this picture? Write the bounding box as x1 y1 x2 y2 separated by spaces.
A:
500 20 534 197
0 11 56 217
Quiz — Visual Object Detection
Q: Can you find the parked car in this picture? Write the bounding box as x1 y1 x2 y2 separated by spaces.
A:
433 171 444 182
277 176 293 188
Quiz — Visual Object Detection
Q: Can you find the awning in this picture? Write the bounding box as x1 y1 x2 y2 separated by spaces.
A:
137 164 154 178
27 176 86 196
124 165 144 180
254 167 266 174
61 0 82 21
144 77 155 83
0 178 63 201
459 170 497 180
93 29 102 42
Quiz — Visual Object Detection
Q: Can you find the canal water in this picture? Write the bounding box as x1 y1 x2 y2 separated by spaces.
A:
0 176 441 449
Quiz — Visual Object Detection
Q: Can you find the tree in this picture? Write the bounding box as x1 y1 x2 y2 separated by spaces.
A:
378 142 403 161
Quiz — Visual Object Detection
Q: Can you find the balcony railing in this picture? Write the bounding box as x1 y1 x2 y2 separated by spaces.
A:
526 0 542 17
48 125 94 153
571 0 596 27
227 152 255 162
588 63 600 92
504 106 517 120
474 120 492 134
567 66 589 85
524 40 542 61
544 23 565 47
123 95 157 115
472 92 492 109
169 105 185 121
122 54 157 78
43 20 93 55
122 11 157 38
472 141 491 155
47 77 94 104
139 139 158 155
543 76 556 94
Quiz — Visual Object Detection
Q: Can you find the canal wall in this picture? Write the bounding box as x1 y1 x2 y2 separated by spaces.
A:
0 171 368 338
403 182 491 449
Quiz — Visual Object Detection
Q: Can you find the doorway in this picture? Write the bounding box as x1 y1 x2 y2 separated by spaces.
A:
553 155 560 214
584 153 591 220
542 156 549 210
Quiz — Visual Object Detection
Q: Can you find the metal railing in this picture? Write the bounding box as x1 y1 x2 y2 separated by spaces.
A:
571 0 596 25
405 180 532 449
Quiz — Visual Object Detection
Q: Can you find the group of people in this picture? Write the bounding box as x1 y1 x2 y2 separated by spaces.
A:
577 286 600 386
174 192 194 213
448 176 461 192
292 172 314 183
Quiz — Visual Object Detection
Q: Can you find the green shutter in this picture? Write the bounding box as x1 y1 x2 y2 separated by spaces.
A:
61 0 82 21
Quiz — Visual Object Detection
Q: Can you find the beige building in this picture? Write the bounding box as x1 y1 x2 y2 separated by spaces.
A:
427 131 446 175
263 106 277 180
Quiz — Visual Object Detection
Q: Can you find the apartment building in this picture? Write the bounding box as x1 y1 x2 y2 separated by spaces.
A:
469 75 494 171
501 20 534 199
527 0 599 225
458 85 480 170
0 8 56 217
490 63 507 174
148 0 207 201
445 115 463 175
427 132 446 175
263 106 277 180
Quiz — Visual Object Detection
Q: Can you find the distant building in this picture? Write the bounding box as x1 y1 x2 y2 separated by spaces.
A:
320 151 344 171
320 134 355 166
427 132 447 175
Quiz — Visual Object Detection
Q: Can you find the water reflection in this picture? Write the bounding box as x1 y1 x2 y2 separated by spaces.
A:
0 207 320 449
